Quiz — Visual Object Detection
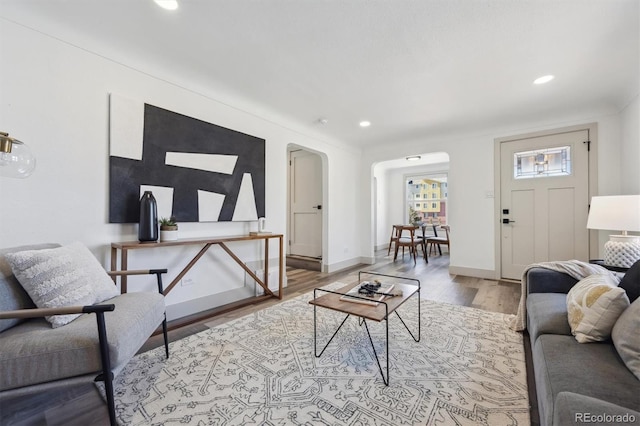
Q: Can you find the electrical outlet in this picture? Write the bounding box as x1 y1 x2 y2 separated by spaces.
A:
181 277 195 286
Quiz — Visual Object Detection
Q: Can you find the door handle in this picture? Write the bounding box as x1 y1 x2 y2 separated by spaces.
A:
313 205 322 210
502 219 516 224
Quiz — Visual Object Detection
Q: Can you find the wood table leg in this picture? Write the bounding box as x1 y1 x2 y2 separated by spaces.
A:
265 238 269 292
278 235 284 299
110 247 117 284
120 249 128 294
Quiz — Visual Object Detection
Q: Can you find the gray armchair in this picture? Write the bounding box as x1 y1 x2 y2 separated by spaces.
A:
0 244 169 426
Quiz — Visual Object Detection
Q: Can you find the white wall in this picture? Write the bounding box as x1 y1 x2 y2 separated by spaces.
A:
373 161 450 250
620 95 640 194
1 17 637 310
363 112 629 278
0 20 362 319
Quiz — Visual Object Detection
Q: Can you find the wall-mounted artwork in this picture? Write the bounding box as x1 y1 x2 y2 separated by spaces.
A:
109 94 265 223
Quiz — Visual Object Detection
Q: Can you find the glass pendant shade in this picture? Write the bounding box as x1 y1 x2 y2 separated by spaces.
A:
0 133 36 179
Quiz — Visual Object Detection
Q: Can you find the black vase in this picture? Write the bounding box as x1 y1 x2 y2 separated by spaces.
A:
138 191 158 242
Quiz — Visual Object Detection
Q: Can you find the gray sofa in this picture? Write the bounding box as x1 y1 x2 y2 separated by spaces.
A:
526 262 640 426
0 243 169 426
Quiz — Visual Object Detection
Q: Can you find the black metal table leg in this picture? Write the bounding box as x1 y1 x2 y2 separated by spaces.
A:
361 315 390 386
313 289 351 358
311 275 421 386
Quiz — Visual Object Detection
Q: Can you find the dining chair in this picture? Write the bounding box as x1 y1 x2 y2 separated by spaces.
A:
393 225 422 264
426 225 450 256
387 224 403 256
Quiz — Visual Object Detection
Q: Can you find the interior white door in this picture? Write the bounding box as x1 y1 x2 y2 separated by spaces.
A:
289 150 322 258
500 129 590 280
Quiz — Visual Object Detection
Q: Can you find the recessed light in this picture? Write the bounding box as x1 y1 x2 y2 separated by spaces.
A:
406 156 421 161
359 121 371 127
533 75 554 85
154 0 179 10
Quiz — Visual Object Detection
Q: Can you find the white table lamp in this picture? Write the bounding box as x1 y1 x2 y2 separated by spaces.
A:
587 195 640 268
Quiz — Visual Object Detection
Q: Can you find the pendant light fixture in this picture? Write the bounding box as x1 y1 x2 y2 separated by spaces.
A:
0 132 36 178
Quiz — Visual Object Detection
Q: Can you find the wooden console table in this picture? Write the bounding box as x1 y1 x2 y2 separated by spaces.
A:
110 235 284 301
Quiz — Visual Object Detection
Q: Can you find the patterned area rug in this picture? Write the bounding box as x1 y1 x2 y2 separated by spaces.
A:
108 283 529 425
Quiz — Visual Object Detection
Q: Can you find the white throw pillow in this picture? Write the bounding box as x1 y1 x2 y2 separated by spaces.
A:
5 242 119 328
566 274 630 343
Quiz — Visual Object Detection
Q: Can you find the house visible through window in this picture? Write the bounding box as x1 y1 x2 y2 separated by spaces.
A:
406 173 448 224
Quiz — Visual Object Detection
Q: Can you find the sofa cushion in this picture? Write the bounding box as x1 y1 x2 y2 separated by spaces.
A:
533 334 640 426
0 292 165 391
5 242 119 328
526 293 571 343
0 244 59 333
554 392 640 426
618 259 640 303
526 267 580 294
612 297 640 380
566 274 629 343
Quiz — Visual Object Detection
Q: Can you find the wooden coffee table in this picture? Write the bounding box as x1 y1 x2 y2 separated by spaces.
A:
309 271 420 385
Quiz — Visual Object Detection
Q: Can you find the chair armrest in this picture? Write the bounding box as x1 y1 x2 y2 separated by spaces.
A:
107 269 167 295
527 267 579 294
0 304 115 320
107 269 168 276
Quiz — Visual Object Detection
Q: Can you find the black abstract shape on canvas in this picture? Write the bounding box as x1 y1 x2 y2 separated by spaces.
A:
109 104 265 223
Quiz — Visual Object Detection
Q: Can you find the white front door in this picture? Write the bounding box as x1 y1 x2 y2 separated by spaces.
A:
289 149 322 258
500 129 590 280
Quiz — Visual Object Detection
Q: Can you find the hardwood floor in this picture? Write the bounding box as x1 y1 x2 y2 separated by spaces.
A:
0 250 531 426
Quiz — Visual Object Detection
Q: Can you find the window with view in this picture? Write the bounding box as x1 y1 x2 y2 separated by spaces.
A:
406 173 448 225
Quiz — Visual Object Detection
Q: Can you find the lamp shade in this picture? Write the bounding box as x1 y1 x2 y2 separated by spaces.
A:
587 195 640 233
587 195 640 268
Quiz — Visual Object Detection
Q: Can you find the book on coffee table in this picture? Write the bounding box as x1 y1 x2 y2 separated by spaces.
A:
340 282 395 306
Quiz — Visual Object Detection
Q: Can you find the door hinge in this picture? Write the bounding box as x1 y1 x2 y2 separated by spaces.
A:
583 140 591 151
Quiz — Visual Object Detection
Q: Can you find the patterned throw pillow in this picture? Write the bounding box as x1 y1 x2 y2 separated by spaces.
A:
566 274 630 343
5 242 119 328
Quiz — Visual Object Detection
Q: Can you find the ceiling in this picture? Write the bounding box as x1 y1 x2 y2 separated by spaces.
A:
1 0 638 150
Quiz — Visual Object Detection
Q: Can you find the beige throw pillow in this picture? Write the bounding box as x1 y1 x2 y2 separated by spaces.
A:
5 242 119 328
566 274 630 343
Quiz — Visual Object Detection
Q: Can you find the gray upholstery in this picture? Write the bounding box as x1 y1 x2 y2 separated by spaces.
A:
553 392 640 426
0 241 168 424
533 335 640 426
526 293 571 343
612 297 640 380
0 292 164 391
526 267 640 426
0 244 59 332
526 267 578 294
4 243 121 328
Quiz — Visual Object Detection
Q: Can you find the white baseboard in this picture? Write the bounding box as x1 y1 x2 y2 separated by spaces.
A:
324 256 373 273
449 265 497 280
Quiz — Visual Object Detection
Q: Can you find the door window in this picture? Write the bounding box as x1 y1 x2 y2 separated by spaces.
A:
514 146 571 179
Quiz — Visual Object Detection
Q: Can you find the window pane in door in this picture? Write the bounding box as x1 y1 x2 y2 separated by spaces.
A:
514 146 571 179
